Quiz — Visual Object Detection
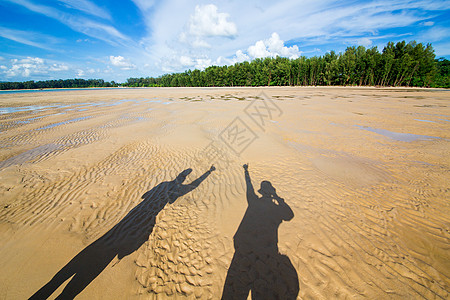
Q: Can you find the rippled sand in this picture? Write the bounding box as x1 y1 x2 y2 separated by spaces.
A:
0 87 448 299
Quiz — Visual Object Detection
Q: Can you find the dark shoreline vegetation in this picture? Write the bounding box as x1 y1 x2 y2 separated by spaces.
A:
1 41 449 90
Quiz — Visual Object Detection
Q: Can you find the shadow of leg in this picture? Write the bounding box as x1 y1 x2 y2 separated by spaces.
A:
29 259 79 300
222 253 252 300
276 254 299 299
54 251 115 300
29 245 115 300
251 253 299 300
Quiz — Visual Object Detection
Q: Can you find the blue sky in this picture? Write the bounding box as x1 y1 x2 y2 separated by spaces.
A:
0 0 449 82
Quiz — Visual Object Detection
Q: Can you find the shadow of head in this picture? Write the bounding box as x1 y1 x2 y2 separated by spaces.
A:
258 180 276 197
175 168 192 183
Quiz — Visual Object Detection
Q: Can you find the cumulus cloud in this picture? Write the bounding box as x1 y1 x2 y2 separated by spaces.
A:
74 67 97 78
247 33 300 59
357 37 373 47
55 0 447 78
207 36 298 68
177 56 211 70
235 50 250 62
174 48 254 71
161 32 301 73
5 57 46 77
109 55 136 70
214 50 251 66
160 54 217 73
192 38 211 48
49 63 69 71
1 57 70 78
177 4 237 49
194 58 213 70
179 56 194 67
188 4 237 37
248 40 271 59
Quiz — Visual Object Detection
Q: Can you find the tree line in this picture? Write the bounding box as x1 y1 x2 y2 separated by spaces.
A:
0 78 119 90
125 41 448 88
1 41 449 90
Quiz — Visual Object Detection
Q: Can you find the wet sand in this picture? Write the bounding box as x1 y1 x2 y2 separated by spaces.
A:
0 87 449 299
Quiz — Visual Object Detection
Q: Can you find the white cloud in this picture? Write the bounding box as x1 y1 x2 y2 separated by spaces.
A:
194 58 213 70
180 56 194 67
357 37 373 47
235 50 250 62
248 40 272 59
74 67 97 77
49 63 69 71
131 0 157 12
1 57 71 78
161 54 218 73
4 0 448 81
76 20 129 43
0 26 62 50
177 4 237 49
5 57 46 77
419 26 450 42
58 0 111 20
109 56 136 70
247 33 300 59
158 32 300 73
188 4 237 37
5 0 129 46
192 38 211 48
171 31 301 71
171 48 253 71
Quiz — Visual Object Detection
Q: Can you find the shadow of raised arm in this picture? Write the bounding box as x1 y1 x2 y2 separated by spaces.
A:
182 165 215 194
222 165 299 300
29 166 214 300
243 164 257 203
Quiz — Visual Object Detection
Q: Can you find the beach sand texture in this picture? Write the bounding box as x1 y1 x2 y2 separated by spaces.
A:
0 87 449 299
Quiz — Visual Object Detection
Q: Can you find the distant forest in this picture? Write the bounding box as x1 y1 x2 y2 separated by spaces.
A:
0 79 118 90
1 41 449 90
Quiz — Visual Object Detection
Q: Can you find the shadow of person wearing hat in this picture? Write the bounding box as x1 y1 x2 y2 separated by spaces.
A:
30 165 215 300
222 164 299 300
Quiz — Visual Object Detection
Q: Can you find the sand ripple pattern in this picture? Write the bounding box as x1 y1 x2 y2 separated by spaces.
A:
0 89 448 299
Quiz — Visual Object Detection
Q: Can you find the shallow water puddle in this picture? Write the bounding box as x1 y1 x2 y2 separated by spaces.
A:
414 119 436 123
0 105 59 114
1 99 145 116
37 116 91 130
15 116 46 124
0 143 63 170
355 125 440 142
100 99 142 107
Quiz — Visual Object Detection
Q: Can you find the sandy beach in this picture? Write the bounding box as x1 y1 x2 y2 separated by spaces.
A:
0 87 448 299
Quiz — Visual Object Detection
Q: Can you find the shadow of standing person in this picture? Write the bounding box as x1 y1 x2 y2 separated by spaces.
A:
30 165 215 300
222 164 299 300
